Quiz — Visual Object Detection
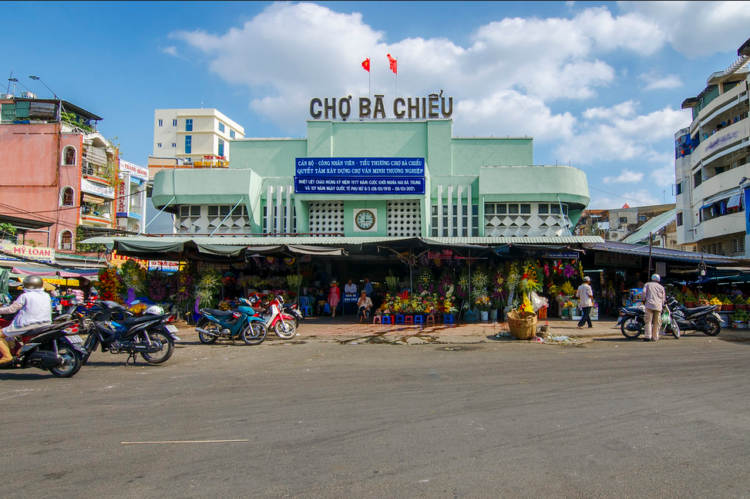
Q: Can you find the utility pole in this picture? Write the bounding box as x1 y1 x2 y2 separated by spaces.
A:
648 231 653 275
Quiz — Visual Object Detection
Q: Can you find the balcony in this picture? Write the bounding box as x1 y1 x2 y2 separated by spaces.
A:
82 161 114 185
695 211 745 241
80 206 112 226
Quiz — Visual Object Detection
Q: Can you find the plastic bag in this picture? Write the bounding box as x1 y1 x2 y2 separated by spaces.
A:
324 303 331 314
530 291 548 312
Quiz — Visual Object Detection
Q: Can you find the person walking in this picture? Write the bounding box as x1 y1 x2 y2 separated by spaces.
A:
328 280 341 318
576 276 594 329
643 274 666 341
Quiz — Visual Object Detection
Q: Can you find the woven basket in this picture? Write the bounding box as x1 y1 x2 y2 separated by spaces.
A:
507 310 538 340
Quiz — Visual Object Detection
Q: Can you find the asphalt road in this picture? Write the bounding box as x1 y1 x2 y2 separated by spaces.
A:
3 334 750 498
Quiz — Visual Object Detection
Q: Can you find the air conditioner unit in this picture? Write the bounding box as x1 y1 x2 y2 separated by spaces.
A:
0 93 13 99
21 91 36 99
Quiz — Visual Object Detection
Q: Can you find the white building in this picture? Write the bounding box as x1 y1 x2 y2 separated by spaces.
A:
152 108 245 165
675 38 750 257
115 160 148 233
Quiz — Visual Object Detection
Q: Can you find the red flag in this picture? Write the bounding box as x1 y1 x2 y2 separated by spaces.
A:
361 57 370 72
387 54 397 74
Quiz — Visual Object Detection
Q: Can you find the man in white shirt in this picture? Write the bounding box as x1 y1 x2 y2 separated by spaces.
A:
576 276 594 329
643 274 666 341
344 279 358 315
0 275 52 364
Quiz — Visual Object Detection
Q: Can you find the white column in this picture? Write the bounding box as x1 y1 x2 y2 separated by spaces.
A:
276 186 283 235
437 185 443 237
466 185 472 236
457 186 463 237
266 186 273 234
286 186 292 234
447 185 453 237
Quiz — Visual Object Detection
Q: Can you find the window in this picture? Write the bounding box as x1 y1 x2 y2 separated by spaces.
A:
230 130 235 139
538 204 549 214
62 146 76 166
61 187 74 207
508 204 519 214
219 123 225 133
180 206 201 217
551 204 560 215
676 212 683 226
520 204 531 214
675 182 682 196
171 143 176 148
638 215 647 223
158 119 163 127
732 237 745 255
619 217 628 224
59 231 73 251
694 170 702 188
172 119 177 126
185 119 193 132
157 143 162 148
185 135 192 154
218 138 225 157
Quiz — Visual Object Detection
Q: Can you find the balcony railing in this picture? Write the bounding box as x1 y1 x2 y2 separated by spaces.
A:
82 162 113 183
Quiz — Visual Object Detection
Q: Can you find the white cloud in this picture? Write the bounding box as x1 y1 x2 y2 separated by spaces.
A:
602 168 644 184
638 70 682 91
649 156 678 187
170 2 668 133
589 189 659 209
161 46 178 56
619 1 750 57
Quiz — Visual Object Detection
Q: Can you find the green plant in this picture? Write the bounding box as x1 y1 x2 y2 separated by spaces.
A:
75 226 106 253
0 222 16 240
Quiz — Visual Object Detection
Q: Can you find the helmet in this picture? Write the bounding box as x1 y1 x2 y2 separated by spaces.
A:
583 276 591 282
23 275 44 290
276 295 284 305
145 305 164 315
651 274 661 282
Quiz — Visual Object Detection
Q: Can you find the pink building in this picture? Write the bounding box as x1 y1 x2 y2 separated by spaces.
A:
0 97 117 252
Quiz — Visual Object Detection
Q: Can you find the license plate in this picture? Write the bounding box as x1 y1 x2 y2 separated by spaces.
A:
165 325 179 333
67 335 83 344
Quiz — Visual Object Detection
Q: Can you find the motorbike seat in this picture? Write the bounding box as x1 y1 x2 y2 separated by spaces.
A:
682 306 716 315
237 306 263 315
202 308 235 318
117 314 170 326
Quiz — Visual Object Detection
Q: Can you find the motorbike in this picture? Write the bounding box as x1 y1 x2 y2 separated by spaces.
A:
248 295 297 339
617 299 681 340
0 318 87 378
666 297 722 336
80 301 181 365
283 302 303 329
195 298 267 346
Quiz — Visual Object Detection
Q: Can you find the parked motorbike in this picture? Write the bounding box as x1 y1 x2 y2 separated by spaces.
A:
0 318 86 378
249 295 297 339
195 299 267 346
617 299 681 340
283 302 303 329
666 297 722 336
81 301 180 365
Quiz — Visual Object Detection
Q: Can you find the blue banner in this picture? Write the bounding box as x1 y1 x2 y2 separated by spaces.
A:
295 157 424 178
295 177 425 194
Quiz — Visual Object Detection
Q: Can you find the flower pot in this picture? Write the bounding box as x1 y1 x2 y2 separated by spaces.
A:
480 311 489 321
489 309 498 321
722 305 734 312
561 308 570 317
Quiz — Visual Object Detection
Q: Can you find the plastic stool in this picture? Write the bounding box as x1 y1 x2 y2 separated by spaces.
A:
444 314 455 325
414 315 424 326
405 315 414 325
425 314 435 325
382 316 392 324
373 315 382 324
395 314 405 324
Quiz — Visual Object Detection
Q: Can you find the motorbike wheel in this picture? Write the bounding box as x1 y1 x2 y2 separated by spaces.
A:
703 317 721 336
671 319 680 339
275 320 297 339
139 331 175 364
196 318 219 344
241 322 267 346
50 344 83 378
620 317 643 339
81 334 99 365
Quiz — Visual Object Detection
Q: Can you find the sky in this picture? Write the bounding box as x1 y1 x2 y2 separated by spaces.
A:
4 1 750 210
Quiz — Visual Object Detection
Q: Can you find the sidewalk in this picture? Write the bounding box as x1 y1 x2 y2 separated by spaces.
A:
175 315 624 346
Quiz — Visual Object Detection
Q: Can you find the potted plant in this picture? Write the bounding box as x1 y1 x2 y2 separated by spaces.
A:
475 294 491 321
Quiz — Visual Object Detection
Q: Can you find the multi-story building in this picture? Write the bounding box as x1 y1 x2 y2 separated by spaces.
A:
151 108 244 166
0 95 117 252
576 204 677 248
115 160 148 233
675 39 750 257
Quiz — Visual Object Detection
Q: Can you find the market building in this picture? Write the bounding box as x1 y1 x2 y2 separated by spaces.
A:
675 38 750 257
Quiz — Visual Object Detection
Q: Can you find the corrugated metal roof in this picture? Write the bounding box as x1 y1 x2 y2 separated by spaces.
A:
622 209 676 244
583 241 746 266
83 235 605 246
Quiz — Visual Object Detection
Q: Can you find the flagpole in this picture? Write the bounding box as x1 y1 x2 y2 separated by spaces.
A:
369 56 371 102
396 56 398 98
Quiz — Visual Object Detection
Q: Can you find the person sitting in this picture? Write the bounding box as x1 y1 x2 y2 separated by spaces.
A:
0 275 52 364
357 291 373 323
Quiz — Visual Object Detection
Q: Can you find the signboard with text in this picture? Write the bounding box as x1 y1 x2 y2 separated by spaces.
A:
0 242 55 264
294 157 425 195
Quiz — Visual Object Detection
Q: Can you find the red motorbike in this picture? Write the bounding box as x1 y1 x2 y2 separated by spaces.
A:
249 295 297 339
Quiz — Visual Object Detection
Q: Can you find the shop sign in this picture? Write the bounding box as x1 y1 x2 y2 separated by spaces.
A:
594 251 641 268
116 173 129 218
148 260 180 273
295 157 425 195
118 160 149 181
543 252 579 259
43 278 80 287
110 251 148 269
81 178 115 199
0 242 55 264
428 249 453 260
309 91 453 120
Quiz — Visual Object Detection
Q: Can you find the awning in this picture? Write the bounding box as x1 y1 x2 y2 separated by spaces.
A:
11 266 100 279
82 193 107 204
118 240 185 254
196 244 247 257
727 194 742 209
286 245 347 256
583 241 746 266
